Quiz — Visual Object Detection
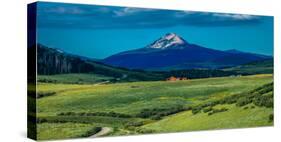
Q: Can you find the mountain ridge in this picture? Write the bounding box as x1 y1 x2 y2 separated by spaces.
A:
102 33 271 70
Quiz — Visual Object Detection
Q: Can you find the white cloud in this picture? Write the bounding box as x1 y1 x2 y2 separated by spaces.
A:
45 6 84 14
213 13 258 20
174 11 195 18
114 7 156 17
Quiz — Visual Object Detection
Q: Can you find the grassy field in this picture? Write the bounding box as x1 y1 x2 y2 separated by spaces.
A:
36 74 273 140
142 104 272 132
37 123 97 140
38 73 114 84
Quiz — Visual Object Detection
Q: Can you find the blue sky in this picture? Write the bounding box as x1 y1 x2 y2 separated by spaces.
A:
36 2 273 59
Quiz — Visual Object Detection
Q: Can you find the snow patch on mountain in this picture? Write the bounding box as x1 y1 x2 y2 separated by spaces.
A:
148 33 187 49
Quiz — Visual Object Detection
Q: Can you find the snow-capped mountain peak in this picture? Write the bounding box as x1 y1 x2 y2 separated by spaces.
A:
148 33 187 49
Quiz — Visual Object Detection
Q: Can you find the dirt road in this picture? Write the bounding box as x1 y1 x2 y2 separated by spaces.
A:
89 127 112 138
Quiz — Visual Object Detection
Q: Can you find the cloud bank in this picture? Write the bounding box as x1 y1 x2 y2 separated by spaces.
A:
37 2 266 29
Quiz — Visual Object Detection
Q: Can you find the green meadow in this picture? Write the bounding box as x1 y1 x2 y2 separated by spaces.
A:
36 74 273 140
143 104 272 132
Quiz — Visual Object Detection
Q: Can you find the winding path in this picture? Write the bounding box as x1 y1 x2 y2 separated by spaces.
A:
93 81 110 86
90 127 112 138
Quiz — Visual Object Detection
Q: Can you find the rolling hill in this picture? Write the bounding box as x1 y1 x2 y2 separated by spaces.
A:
34 44 164 82
223 59 273 74
36 74 273 140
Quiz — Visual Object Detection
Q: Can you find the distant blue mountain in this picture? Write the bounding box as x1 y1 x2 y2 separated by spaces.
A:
102 33 271 70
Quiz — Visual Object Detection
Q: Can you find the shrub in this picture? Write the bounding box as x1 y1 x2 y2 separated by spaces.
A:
220 96 237 104
253 95 273 108
192 82 273 117
78 112 86 116
65 112 75 116
36 118 47 123
236 97 252 107
80 127 102 137
208 112 213 116
203 107 213 113
38 78 57 83
219 82 273 108
37 92 56 98
243 106 249 110
208 108 228 116
269 114 274 122
125 121 144 127
57 111 132 118
136 105 186 119
192 107 202 115
136 128 154 134
151 115 161 120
